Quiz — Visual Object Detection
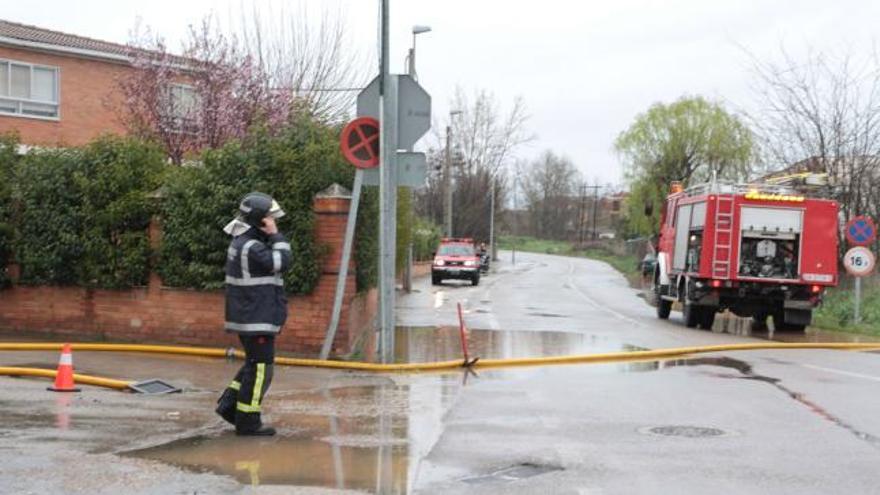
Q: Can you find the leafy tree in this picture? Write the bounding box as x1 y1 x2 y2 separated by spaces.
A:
615 96 754 235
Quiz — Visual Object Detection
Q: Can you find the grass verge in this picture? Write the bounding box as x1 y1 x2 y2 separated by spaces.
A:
497 235 641 279
814 284 880 336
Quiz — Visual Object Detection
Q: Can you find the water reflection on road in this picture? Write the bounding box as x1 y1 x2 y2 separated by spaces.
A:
126 322 880 492
128 326 652 492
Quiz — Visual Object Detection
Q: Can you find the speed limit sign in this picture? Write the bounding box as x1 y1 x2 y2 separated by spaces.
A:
844 246 876 276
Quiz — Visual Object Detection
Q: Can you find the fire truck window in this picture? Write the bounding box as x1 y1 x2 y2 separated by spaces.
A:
686 231 703 272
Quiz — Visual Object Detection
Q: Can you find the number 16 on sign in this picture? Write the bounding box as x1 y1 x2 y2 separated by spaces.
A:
844 246 876 324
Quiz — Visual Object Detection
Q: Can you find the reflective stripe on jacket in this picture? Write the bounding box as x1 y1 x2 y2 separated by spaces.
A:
224 228 292 335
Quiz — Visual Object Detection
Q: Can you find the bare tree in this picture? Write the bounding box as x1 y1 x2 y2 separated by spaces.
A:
520 150 582 240
748 46 880 227
416 87 534 241
232 2 369 123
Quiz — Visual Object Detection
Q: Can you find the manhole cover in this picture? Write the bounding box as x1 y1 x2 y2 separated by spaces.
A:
640 425 731 438
462 463 563 484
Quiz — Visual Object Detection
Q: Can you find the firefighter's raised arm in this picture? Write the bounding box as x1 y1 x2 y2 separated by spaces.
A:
248 222 291 274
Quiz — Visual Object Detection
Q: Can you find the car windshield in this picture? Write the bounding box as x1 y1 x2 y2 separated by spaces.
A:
438 245 474 257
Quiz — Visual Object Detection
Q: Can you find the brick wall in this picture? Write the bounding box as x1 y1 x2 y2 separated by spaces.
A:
0 46 128 146
0 194 377 357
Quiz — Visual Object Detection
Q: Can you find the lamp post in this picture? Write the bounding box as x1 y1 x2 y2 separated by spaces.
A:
408 25 432 79
445 110 462 237
401 25 430 294
489 177 496 261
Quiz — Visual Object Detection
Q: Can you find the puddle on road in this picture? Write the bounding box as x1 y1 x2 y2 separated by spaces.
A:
128 432 409 490
395 326 636 363
126 327 647 492
58 323 879 492
126 383 420 492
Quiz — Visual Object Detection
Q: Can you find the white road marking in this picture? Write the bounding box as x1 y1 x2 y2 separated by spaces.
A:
434 291 444 309
800 363 880 383
565 259 644 327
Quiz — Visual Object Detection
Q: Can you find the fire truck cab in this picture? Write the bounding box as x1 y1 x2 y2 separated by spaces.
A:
652 181 839 331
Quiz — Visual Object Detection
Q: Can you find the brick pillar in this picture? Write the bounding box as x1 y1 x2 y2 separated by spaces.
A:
147 214 163 294
312 184 356 355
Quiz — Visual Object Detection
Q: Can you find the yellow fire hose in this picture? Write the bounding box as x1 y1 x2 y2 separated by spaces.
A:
1 341 880 390
0 366 131 390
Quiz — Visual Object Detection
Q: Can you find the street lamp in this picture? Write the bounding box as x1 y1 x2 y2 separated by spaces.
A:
408 25 432 78
445 110 462 237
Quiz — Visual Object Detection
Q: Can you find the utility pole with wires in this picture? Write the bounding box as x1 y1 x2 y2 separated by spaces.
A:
577 183 587 245
581 184 602 241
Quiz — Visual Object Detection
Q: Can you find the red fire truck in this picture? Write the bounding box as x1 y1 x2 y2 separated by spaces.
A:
651 181 839 331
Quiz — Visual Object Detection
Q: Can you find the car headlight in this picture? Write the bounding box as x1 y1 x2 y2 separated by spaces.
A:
434 259 445 266
464 260 476 267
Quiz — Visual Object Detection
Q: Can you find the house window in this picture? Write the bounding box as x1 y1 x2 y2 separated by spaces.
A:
163 84 199 132
0 60 60 119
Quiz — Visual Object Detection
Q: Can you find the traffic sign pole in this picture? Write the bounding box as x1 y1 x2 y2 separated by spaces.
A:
320 170 364 360
844 245 876 326
855 277 862 325
378 0 397 364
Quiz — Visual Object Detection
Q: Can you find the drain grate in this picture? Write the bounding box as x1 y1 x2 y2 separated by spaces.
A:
641 425 730 438
462 463 563 484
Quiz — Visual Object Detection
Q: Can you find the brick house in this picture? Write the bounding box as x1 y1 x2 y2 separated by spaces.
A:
0 19 192 148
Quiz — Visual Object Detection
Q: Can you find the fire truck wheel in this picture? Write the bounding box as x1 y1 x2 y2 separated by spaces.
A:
771 312 806 332
656 297 672 319
698 308 716 330
683 300 700 328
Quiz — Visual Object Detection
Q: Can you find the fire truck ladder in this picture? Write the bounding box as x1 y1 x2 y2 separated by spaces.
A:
712 195 734 279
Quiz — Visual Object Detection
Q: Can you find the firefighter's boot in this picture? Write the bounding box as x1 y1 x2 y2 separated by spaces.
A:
215 387 237 425
235 423 277 436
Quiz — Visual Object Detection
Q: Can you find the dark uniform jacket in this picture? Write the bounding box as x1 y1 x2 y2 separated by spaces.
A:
225 227 292 335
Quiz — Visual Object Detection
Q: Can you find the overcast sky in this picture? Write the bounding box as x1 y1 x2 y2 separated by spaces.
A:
6 0 880 184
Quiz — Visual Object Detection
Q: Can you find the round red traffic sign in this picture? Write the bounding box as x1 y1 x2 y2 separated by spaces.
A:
844 246 875 276
340 117 380 169
845 216 876 246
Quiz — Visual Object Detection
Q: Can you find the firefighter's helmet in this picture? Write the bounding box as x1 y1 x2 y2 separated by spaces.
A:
238 192 285 227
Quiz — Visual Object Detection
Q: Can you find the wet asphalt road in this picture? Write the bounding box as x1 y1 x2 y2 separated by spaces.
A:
1 250 880 494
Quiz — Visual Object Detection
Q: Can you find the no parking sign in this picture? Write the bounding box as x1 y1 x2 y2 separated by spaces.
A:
845 216 876 246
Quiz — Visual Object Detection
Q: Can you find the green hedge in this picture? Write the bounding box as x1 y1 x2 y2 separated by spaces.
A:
412 216 442 261
157 120 378 294
1 119 381 294
0 134 17 288
14 136 163 288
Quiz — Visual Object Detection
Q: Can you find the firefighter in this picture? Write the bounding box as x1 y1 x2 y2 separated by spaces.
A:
215 192 291 436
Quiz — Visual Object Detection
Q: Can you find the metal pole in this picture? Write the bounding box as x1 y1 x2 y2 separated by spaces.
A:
855 276 862 325
320 171 363 360
408 33 416 77
512 175 517 265
378 0 398 364
578 183 587 245
444 125 452 237
591 185 600 240
489 178 496 261
403 242 413 293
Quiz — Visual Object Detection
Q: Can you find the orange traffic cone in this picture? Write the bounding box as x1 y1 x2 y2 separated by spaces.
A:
48 344 81 392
